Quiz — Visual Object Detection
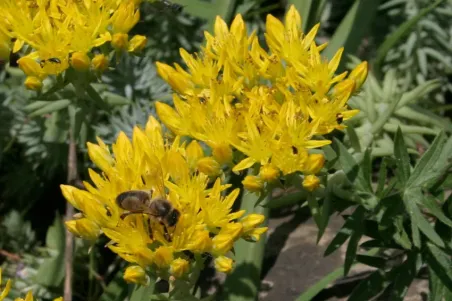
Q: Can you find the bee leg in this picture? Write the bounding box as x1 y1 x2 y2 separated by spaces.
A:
148 216 154 241
161 223 172 242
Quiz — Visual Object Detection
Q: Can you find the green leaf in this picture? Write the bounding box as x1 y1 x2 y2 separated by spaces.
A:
360 149 373 193
324 206 365 257
388 253 419 300
262 191 307 208
317 189 332 242
425 242 452 291
371 94 401 135
403 189 444 248
35 214 66 287
29 99 71 117
394 127 411 186
103 92 131 106
297 249 379 301
374 0 444 69
344 225 363 276
420 195 452 228
376 158 389 197
221 191 269 300
348 270 388 300
24 101 52 112
429 265 446 301
334 138 360 187
356 254 386 268
322 0 380 71
129 281 156 301
43 111 68 143
100 270 128 301
407 132 452 189
346 125 362 153
307 193 321 230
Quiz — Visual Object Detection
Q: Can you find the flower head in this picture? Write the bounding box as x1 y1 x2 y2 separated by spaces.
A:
156 5 367 182
61 117 266 280
0 0 143 85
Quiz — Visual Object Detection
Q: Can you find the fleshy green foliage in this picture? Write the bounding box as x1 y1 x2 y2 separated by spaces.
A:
376 0 452 103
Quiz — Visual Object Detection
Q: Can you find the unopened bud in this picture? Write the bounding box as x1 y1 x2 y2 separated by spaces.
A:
304 153 325 175
71 52 91 71
214 256 234 273
123 266 148 285
111 33 129 51
212 143 233 165
242 175 264 192
128 35 147 53
91 54 109 73
169 258 190 278
259 164 280 182
349 61 368 92
24 76 43 91
302 175 320 192
197 157 221 177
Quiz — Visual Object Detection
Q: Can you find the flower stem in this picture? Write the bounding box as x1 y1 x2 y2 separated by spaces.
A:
64 126 79 301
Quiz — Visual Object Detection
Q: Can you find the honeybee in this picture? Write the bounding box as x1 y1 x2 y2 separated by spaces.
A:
116 190 180 241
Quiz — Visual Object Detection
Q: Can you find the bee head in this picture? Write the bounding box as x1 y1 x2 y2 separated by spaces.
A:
167 209 180 227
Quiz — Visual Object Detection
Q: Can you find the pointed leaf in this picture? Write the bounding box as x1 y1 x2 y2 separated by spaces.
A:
394 127 411 186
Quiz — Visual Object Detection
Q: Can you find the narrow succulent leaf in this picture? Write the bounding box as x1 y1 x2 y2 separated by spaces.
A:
374 0 444 69
29 99 71 117
346 125 362 153
323 0 380 71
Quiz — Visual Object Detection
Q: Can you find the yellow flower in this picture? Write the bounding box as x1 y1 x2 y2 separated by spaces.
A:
65 218 101 241
24 77 43 91
303 153 325 175
0 0 142 84
170 258 190 278
197 157 222 177
214 256 234 274
14 291 33 301
124 266 149 285
242 175 264 192
186 140 205 170
303 175 321 192
128 35 147 53
156 5 366 180
61 117 266 276
0 269 12 301
70 52 91 71
259 164 279 182
92 54 109 73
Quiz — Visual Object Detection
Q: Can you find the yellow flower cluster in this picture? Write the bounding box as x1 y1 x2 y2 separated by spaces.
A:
0 0 146 90
61 116 267 278
156 6 368 192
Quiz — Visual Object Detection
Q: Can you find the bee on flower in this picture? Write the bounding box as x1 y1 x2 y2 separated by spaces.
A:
61 117 267 283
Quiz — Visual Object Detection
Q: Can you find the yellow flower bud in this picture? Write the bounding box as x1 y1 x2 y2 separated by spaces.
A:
259 164 280 182
170 258 190 278
186 140 204 169
111 33 129 51
243 227 268 242
197 157 221 177
153 246 173 268
187 230 212 253
24 76 43 91
214 256 234 273
241 214 265 233
242 175 264 192
18 57 42 77
212 223 242 255
70 52 91 71
123 266 148 285
53 297 63 301
91 54 109 73
349 61 368 92
65 218 101 241
333 79 355 100
212 143 233 165
304 153 325 175
128 35 147 53
303 175 320 192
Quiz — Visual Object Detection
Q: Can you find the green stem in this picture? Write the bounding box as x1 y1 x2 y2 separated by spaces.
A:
88 249 95 299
